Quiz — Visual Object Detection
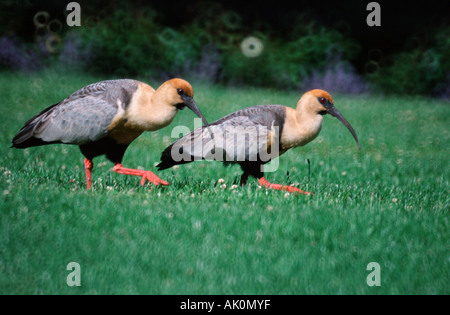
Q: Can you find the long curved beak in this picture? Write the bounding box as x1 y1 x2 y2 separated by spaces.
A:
183 97 210 127
327 105 361 150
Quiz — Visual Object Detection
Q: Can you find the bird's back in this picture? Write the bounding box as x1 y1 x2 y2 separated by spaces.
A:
12 79 139 148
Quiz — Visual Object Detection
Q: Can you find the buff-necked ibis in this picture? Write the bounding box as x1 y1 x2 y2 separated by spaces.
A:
157 89 360 195
11 78 209 189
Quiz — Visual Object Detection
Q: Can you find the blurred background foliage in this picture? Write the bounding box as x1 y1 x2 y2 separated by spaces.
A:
0 0 448 98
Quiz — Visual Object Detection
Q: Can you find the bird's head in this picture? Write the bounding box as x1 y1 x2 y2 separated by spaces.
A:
163 78 210 127
304 89 360 150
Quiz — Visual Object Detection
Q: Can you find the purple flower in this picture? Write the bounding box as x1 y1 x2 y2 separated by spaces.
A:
58 32 95 69
300 61 372 95
0 35 43 72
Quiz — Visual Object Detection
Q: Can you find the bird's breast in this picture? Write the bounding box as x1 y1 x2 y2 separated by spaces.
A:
106 104 143 144
107 119 143 144
129 107 177 131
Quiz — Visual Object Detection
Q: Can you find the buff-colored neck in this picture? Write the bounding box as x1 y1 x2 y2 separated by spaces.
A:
280 95 324 150
125 82 178 132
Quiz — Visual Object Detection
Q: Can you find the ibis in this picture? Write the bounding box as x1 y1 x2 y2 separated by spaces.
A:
157 89 360 194
11 78 209 189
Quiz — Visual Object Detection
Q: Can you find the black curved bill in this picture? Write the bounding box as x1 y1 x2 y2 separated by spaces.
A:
183 97 210 127
327 105 361 150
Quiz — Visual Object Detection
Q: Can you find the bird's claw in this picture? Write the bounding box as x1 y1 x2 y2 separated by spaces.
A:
140 171 169 186
289 187 313 195
258 177 312 195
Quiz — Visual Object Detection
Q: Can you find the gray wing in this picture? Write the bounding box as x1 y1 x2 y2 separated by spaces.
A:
212 105 286 130
13 79 138 146
166 105 286 164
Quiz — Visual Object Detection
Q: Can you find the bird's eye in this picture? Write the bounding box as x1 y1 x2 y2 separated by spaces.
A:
177 88 184 96
319 97 326 104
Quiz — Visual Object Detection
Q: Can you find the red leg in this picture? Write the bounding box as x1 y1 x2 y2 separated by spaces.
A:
113 163 169 186
258 177 311 195
84 158 94 190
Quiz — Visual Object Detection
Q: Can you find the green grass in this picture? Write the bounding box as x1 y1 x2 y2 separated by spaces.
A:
0 69 449 294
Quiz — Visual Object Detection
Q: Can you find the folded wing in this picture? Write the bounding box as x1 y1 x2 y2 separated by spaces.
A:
158 105 286 170
12 79 138 148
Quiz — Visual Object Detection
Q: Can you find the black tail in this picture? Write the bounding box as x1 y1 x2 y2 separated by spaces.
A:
11 136 57 149
11 122 54 149
156 143 193 170
11 102 60 149
11 123 48 148
157 125 214 171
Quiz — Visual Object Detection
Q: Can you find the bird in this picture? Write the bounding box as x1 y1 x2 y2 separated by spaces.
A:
11 78 210 189
157 89 360 195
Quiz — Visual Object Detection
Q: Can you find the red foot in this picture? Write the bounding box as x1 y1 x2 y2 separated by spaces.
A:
258 177 311 195
113 164 169 186
84 158 94 190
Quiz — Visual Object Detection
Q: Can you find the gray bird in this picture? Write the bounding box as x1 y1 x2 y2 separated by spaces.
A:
157 89 360 194
12 78 209 189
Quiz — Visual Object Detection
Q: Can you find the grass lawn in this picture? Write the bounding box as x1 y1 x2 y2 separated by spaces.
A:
0 69 448 294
